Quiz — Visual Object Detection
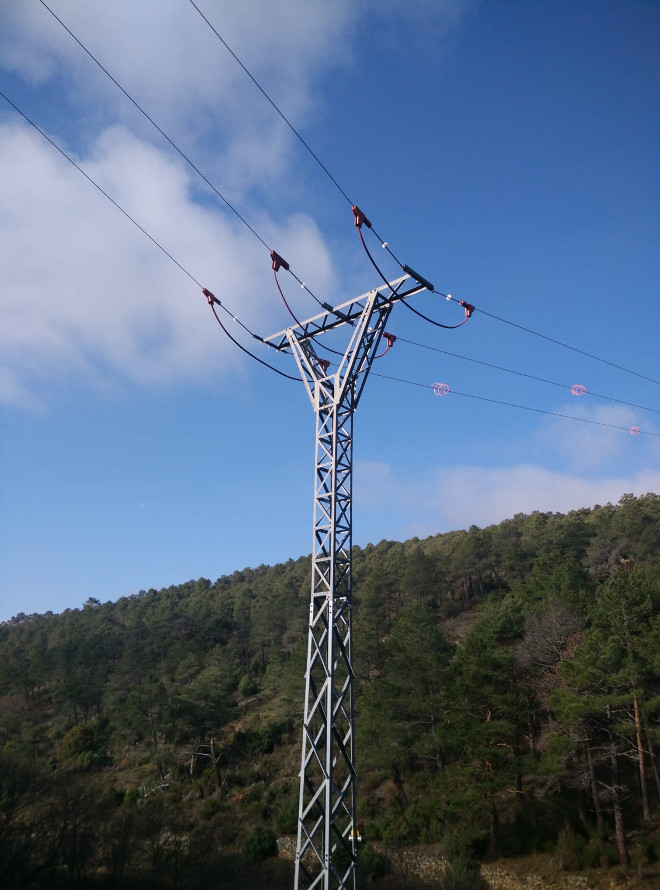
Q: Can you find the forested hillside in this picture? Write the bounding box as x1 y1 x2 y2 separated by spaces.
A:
2 494 660 888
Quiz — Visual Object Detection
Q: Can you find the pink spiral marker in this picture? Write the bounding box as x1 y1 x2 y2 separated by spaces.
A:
571 384 587 396
432 382 450 397
630 426 640 436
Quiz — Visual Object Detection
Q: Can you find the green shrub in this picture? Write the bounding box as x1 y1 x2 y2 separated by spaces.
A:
243 825 277 863
274 799 298 835
59 721 109 769
233 726 274 756
200 797 220 820
440 829 487 890
556 824 585 871
239 674 259 697
359 843 388 880
124 787 140 805
438 856 488 890
442 828 478 861
380 819 409 849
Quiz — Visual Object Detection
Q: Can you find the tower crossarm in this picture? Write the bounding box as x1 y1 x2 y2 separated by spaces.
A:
262 274 427 352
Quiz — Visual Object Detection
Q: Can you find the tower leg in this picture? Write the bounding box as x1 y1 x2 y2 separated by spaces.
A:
295 397 356 890
282 280 414 889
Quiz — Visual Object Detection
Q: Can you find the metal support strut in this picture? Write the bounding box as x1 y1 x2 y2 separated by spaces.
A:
264 275 426 890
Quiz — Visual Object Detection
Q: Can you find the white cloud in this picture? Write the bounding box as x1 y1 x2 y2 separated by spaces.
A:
435 464 660 529
0 0 359 189
0 0 474 186
355 459 660 539
0 0 474 405
359 0 476 48
0 122 334 402
530 402 643 470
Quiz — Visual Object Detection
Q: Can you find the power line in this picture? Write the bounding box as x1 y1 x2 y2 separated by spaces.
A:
185 0 410 273
38 0 387 323
206 293 300 382
395 336 660 416
0 89 298 383
351 170 657 388
372 372 660 437
401 297 471 331
186 0 419 278
377 267 660 389
1 89 204 291
37 0 339 320
37 0 272 253
354 190 658 387
356 200 657 387
6 99 654 451
186 0 354 207
352 208 470 330
65 0 652 391
22 4 660 396
474 305 660 387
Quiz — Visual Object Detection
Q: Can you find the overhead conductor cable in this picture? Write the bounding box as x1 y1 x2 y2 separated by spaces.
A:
37 0 333 322
31 3 659 391
185 0 657 387
352 205 470 329
0 87 298 382
202 289 300 381
372 372 659 437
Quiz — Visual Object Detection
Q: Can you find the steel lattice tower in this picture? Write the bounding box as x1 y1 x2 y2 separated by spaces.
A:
264 274 426 890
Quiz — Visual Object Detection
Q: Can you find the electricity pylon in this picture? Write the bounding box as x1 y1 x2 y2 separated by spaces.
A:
264 274 427 890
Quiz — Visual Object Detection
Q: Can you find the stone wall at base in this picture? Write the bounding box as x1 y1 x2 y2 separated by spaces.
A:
276 837 598 889
481 865 595 890
276 836 297 861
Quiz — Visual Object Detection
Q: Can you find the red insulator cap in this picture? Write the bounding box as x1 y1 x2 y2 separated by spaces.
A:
270 250 290 272
352 205 372 229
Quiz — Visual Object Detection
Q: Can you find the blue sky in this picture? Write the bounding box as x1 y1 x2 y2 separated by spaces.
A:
1 0 658 621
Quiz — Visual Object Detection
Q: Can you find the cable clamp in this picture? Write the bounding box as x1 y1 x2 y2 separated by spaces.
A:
352 205 372 229
318 359 331 375
202 287 219 306
270 250 290 272
383 332 396 348
459 300 475 318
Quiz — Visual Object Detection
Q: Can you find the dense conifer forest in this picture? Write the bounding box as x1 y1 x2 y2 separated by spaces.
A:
2 493 660 888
